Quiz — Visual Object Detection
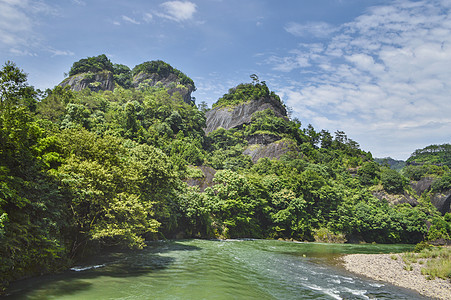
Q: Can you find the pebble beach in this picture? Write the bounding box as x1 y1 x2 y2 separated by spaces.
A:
341 253 451 300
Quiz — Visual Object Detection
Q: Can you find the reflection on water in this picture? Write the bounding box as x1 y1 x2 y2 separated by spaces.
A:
4 239 428 300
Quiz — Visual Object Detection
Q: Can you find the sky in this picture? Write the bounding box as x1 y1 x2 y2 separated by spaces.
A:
0 0 450 160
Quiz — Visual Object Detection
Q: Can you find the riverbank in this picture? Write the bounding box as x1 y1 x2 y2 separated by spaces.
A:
341 253 451 300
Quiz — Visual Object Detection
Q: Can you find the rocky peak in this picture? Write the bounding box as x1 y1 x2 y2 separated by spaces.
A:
205 97 287 134
132 72 195 103
59 71 115 92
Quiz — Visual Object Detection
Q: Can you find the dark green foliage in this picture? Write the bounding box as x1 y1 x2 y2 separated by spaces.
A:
431 173 451 192
358 161 380 185
381 168 406 194
213 80 282 108
407 143 451 167
113 64 132 88
403 164 446 181
132 60 195 90
68 54 113 76
2 60 450 293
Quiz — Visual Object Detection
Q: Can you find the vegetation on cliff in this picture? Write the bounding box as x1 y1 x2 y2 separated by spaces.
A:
407 143 451 167
213 75 282 109
1 60 450 293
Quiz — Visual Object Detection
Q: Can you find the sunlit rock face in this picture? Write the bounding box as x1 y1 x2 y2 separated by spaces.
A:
204 97 287 134
59 71 115 92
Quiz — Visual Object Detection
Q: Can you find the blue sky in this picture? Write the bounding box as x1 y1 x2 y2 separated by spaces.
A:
1 0 450 160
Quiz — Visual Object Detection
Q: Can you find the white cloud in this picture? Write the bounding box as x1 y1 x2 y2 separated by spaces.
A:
144 12 153 22
159 1 197 22
122 15 140 25
285 21 338 38
71 0 86 5
47 48 75 56
270 0 451 159
0 0 56 54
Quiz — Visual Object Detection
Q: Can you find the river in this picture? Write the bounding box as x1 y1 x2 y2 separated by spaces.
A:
4 239 428 299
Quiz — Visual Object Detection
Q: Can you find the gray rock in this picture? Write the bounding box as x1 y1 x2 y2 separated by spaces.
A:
430 192 451 214
132 72 195 104
243 139 299 163
59 71 115 92
205 98 287 134
246 133 281 145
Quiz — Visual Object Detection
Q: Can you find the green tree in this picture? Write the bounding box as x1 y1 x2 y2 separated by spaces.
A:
381 168 405 194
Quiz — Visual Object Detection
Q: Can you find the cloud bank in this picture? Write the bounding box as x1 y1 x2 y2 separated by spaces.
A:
271 0 451 159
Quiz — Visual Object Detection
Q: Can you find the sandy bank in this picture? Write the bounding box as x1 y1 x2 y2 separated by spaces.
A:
341 254 451 300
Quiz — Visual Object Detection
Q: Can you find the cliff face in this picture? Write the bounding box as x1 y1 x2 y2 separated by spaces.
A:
243 138 299 163
59 71 115 92
59 69 195 103
373 176 451 214
133 72 195 103
205 97 287 134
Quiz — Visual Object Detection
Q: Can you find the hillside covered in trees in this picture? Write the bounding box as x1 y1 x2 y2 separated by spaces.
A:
1 56 450 293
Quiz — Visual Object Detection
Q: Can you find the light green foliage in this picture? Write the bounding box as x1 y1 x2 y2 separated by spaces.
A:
2 60 451 293
213 79 282 109
132 60 195 90
407 143 451 167
206 170 263 238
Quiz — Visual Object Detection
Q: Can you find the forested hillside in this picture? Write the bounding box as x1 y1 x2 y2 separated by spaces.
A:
1 57 450 293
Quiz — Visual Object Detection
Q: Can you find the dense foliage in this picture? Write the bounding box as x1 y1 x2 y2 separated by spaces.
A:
213 76 282 108
132 60 195 90
68 54 114 77
406 143 451 167
1 61 450 293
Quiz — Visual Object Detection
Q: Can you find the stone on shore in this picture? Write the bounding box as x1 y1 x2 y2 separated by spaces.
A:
342 254 451 300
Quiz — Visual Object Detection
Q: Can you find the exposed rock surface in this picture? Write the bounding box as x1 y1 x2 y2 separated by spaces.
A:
411 176 435 196
410 177 451 214
431 193 451 214
59 70 194 103
243 139 299 163
59 71 115 92
372 190 419 207
185 166 217 192
245 133 281 145
205 97 287 134
133 72 195 103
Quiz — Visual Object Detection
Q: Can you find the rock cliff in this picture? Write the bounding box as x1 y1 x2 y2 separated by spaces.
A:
373 176 451 214
132 72 194 103
59 71 115 92
205 97 287 134
243 138 299 163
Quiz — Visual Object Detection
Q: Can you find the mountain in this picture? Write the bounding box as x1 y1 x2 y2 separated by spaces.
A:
374 157 406 171
59 54 195 104
1 58 451 293
406 143 451 167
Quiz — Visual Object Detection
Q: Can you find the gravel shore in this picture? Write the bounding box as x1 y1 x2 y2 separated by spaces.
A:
341 254 451 300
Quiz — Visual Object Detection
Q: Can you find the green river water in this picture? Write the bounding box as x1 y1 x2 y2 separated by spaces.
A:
4 239 429 299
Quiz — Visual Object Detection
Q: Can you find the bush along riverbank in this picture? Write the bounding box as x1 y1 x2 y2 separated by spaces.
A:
342 243 451 300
